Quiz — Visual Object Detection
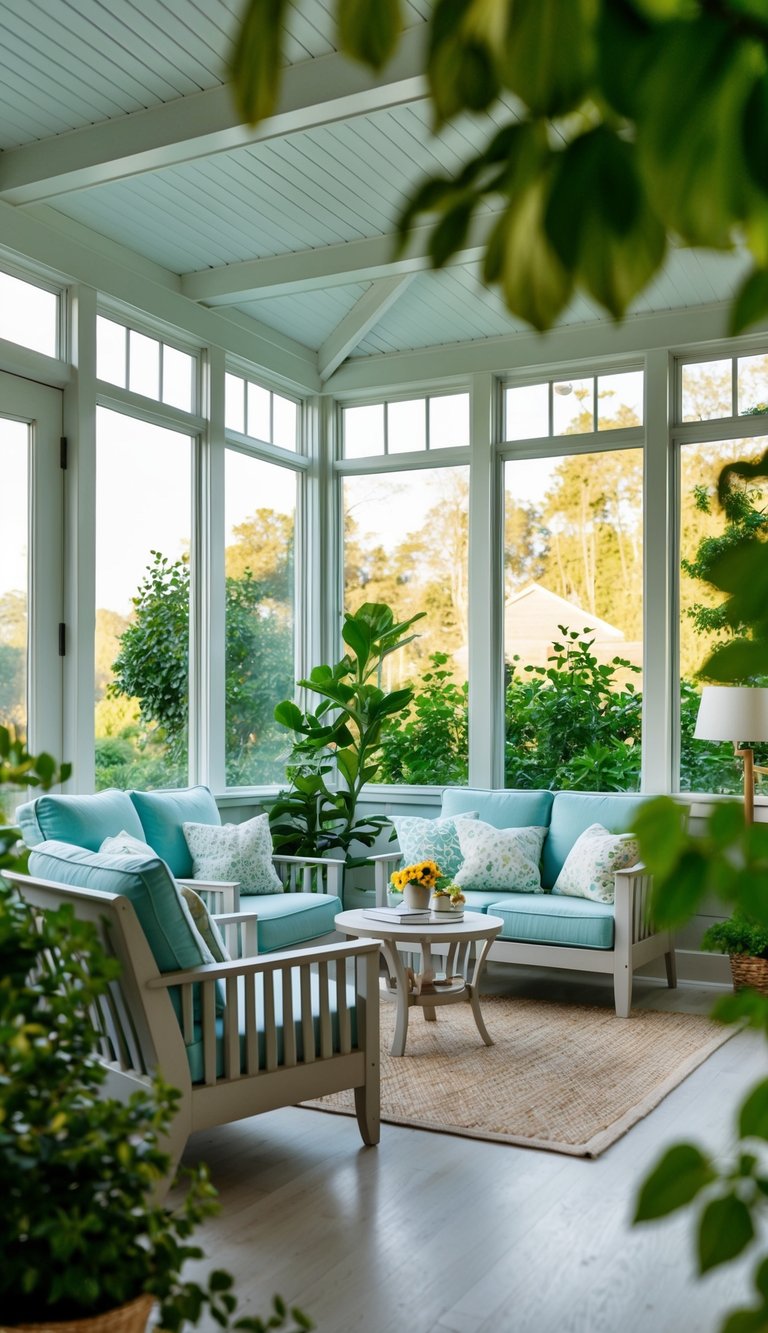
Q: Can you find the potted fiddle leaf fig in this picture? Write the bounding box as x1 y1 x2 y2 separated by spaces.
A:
268 602 425 861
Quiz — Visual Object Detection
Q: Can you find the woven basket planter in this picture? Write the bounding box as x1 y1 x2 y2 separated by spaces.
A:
1 1293 154 1333
730 954 768 995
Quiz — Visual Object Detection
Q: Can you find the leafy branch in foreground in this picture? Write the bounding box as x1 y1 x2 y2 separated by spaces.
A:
231 1 768 334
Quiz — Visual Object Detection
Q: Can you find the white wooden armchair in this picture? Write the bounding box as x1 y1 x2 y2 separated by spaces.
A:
8 872 380 1194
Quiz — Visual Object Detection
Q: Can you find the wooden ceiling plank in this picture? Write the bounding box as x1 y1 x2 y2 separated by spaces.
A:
318 274 415 379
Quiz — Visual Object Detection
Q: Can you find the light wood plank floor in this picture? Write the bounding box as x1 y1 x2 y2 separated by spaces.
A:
175 968 765 1333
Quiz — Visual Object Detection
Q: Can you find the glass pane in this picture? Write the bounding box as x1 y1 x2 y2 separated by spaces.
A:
681 359 732 421
246 382 271 442
343 466 469 785
225 373 245 433
553 377 594 435
272 392 297 451
0 271 57 357
94 408 191 791
344 403 384 458
737 353 768 419
128 330 160 399
0 418 28 746
162 344 194 412
597 370 644 428
505 383 549 441
96 316 126 387
224 452 296 785
503 449 643 791
679 437 768 792
429 392 469 448
388 398 426 453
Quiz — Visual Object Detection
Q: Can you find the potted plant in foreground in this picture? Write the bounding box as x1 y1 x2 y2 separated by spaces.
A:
0 728 310 1333
701 915 768 996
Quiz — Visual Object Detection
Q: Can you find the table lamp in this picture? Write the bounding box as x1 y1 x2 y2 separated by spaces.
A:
694 685 768 823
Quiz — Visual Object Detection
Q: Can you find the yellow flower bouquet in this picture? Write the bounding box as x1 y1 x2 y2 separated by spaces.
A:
390 859 440 892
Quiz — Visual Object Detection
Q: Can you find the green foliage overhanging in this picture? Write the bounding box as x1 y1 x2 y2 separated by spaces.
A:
269 601 424 859
231 1 768 334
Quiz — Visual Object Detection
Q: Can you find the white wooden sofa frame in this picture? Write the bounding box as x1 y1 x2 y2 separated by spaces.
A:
177 852 346 916
8 872 380 1195
371 855 676 1018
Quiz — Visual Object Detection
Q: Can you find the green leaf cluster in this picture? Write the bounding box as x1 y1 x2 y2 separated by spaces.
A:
377 652 469 785
268 602 425 858
230 0 768 333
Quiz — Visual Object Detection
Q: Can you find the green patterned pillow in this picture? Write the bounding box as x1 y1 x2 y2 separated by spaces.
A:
178 884 230 962
453 819 547 893
182 813 283 895
552 823 640 904
390 812 477 880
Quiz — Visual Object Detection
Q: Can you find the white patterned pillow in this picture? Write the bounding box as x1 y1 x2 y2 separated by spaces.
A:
390 811 478 880
182 813 283 895
552 823 640 904
453 819 547 893
100 830 154 857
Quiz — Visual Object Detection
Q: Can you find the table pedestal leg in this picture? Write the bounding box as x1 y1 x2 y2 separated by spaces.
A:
468 936 496 1046
380 940 411 1057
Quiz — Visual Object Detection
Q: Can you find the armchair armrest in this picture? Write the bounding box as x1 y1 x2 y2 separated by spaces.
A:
273 854 345 898
212 909 259 959
613 863 655 944
177 878 240 913
368 849 402 907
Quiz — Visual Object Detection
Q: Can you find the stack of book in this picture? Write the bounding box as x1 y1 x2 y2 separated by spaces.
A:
363 905 464 924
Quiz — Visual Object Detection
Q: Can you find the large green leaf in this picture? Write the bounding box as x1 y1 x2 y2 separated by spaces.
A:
596 0 657 119
229 0 289 125
335 748 359 788
651 847 711 928
500 0 598 117
545 129 667 318
632 795 689 878
485 180 574 331
635 16 763 247
702 638 768 683
273 700 305 731
730 267 768 336
337 0 402 70
342 615 375 672
634 1143 716 1221
740 1079 768 1141
428 0 500 125
698 1194 755 1273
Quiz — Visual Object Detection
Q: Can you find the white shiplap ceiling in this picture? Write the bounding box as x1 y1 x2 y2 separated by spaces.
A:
0 0 752 384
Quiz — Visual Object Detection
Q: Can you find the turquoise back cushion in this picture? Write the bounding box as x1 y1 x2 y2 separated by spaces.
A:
130 786 221 878
16 789 144 850
543 792 648 890
26 840 223 1022
441 788 554 830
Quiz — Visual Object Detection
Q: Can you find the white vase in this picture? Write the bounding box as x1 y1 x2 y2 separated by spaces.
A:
403 882 431 910
430 893 452 912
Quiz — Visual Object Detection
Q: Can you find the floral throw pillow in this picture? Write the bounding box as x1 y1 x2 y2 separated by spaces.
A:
182 813 283 895
453 819 547 893
100 829 154 858
390 812 478 880
552 823 640 904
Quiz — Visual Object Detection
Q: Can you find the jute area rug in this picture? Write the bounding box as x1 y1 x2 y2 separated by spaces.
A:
302 994 734 1158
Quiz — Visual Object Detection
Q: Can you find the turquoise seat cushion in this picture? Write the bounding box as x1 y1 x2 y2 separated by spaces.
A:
26 840 223 1020
489 892 615 950
456 888 505 913
16 789 144 850
253 892 341 953
130 786 221 878
186 969 359 1084
543 792 647 890
441 787 554 830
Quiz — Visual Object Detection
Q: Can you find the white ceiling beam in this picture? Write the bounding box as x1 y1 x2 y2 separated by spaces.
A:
0 26 427 206
318 274 415 379
181 216 492 304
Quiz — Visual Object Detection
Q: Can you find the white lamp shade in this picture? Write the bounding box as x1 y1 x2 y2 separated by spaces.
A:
694 685 768 744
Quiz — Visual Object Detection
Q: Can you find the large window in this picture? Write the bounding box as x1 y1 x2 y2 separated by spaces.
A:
343 464 469 785
504 448 643 790
96 316 196 411
94 409 192 791
224 450 296 785
0 419 28 740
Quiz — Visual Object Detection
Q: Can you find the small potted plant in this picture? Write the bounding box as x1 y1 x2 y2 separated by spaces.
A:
430 877 466 913
389 859 441 909
701 915 768 995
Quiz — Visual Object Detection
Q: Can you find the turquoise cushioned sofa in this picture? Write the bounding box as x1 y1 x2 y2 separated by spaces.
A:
372 788 677 1017
16 785 342 954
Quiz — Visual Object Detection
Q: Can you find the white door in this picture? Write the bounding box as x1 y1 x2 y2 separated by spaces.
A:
0 371 64 761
